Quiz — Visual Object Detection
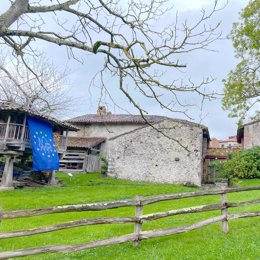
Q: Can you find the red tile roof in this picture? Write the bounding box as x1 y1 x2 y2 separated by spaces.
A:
66 114 164 124
0 102 78 131
66 114 210 140
67 137 106 148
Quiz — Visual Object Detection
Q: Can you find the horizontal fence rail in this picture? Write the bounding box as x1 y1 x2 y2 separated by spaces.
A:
1 186 260 220
0 186 259 259
1 198 260 240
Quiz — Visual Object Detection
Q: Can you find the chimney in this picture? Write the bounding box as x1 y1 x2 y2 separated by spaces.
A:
97 106 107 116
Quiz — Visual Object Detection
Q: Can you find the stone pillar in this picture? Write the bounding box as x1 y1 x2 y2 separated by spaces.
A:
0 156 15 189
48 170 57 185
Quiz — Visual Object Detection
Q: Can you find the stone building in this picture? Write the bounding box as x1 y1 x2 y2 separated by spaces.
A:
66 106 165 154
66 107 210 186
237 120 260 149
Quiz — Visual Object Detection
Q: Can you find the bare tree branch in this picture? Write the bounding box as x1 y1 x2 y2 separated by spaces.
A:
0 0 226 146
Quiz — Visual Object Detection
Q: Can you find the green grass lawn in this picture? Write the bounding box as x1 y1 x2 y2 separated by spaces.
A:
0 173 260 259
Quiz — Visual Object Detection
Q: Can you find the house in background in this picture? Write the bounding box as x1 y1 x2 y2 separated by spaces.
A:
0 102 77 190
209 138 220 148
65 106 210 186
209 136 241 149
237 120 260 148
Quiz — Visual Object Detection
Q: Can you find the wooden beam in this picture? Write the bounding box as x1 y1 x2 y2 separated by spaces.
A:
141 186 260 206
0 217 136 239
0 212 259 259
3 115 11 143
140 215 225 240
228 211 260 220
141 203 224 222
20 114 27 142
0 200 138 219
0 233 137 259
1 186 260 219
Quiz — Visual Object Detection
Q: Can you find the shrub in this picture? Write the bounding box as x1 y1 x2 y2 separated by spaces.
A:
222 146 260 179
99 155 108 175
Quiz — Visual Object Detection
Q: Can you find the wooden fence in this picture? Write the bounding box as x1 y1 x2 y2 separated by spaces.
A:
0 186 259 259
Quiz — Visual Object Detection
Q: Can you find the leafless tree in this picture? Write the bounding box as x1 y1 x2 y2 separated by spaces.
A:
0 51 74 117
0 0 225 114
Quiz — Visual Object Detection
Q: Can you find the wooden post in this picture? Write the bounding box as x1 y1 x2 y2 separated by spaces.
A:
48 170 57 185
20 115 27 141
4 115 11 143
221 192 229 233
65 131 68 150
133 195 143 246
0 155 14 188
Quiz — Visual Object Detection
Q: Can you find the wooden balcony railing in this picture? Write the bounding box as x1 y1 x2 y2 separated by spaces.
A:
0 123 30 143
0 123 68 152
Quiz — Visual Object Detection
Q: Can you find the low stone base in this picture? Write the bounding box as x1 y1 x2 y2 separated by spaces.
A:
0 186 15 192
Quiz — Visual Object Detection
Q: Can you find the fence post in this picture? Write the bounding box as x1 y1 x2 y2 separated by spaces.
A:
221 192 229 233
133 195 143 247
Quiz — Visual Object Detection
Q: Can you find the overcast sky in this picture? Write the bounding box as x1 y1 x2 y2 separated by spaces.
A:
1 0 253 139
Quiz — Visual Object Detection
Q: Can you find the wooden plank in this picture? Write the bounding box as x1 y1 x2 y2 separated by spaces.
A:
62 156 86 159
227 198 260 207
59 169 84 172
1 187 260 219
0 217 136 239
0 216 226 259
86 155 100 172
1 200 138 219
140 199 259 222
228 211 260 220
141 186 260 206
63 152 86 156
59 160 84 163
140 215 225 240
5 213 257 259
0 233 137 259
141 203 224 222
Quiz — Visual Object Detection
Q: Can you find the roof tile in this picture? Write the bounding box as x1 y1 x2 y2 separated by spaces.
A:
67 137 106 148
0 102 78 131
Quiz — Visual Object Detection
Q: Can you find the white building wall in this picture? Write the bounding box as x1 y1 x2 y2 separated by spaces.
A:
219 141 240 149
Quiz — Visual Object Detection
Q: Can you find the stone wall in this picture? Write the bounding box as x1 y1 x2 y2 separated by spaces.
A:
107 119 205 186
244 121 260 149
68 123 141 139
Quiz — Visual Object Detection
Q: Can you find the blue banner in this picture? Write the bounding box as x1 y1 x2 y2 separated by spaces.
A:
27 116 59 171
